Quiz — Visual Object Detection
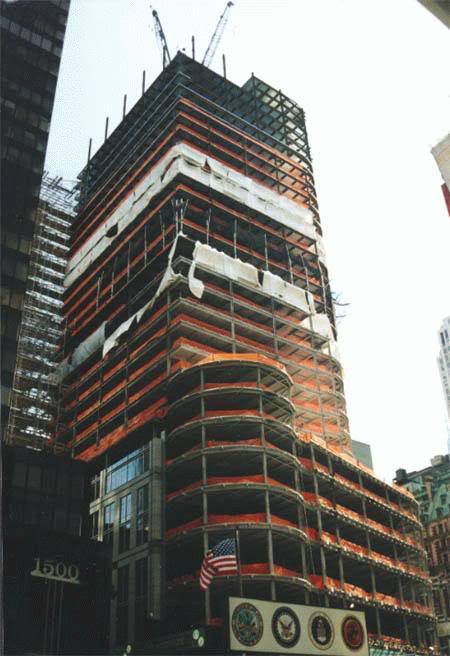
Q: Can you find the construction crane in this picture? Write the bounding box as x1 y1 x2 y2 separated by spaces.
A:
151 7 171 68
202 1 234 68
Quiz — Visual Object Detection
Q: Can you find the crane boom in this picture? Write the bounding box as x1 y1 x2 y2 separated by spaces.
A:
152 8 171 68
202 1 234 68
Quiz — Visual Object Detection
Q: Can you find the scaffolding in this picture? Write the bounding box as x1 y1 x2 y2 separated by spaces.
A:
5 173 76 451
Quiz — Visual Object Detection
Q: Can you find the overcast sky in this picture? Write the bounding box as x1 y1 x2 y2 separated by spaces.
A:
45 0 450 482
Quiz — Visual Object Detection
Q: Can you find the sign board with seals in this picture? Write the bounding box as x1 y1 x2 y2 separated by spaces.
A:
229 597 368 656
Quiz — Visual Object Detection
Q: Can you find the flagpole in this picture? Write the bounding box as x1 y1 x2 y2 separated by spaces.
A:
235 529 243 597
204 532 211 624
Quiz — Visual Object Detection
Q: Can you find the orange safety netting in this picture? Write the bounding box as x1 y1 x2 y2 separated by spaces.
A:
74 397 167 462
306 526 427 577
322 531 339 546
374 592 401 608
309 575 342 592
301 492 423 553
368 634 407 646
305 527 319 540
343 582 371 599
323 440 415 502
165 438 285 466
165 512 299 539
306 577 432 615
168 562 304 588
166 474 293 502
171 335 220 359
173 409 291 433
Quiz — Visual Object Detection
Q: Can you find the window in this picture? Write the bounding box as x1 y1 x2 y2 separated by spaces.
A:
42 468 56 494
105 446 149 493
90 474 100 501
70 473 84 499
40 506 53 530
24 496 39 525
119 493 132 553
116 565 129 645
28 465 41 490
12 462 26 487
68 512 81 536
136 485 149 546
56 469 69 495
54 509 67 532
103 502 115 546
91 511 99 539
135 558 148 641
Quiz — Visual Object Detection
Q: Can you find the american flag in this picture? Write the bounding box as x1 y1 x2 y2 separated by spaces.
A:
200 538 238 591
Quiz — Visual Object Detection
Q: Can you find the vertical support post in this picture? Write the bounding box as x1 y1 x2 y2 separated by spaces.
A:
192 35 195 60
206 208 211 245
374 606 382 638
229 281 236 354
144 224 148 267
402 614 410 643
142 70 146 96
222 53 227 79
87 137 92 165
235 529 243 597
104 116 109 142
123 94 127 119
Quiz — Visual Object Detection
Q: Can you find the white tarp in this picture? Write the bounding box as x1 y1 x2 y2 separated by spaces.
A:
102 234 184 357
262 270 314 315
51 322 106 382
102 315 136 358
300 313 334 340
327 339 340 361
50 356 72 384
66 142 319 288
299 312 340 360
188 241 316 317
72 322 106 367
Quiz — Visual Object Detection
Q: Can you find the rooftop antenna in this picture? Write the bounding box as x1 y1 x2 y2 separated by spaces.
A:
202 1 234 68
151 7 171 68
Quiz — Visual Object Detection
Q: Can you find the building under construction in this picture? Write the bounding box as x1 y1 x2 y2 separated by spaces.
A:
56 53 435 652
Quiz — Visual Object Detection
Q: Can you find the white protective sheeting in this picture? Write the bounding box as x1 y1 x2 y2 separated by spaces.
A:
327 339 341 361
66 143 318 288
51 356 72 384
315 237 327 267
299 312 340 360
51 322 106 381
72 322 106 367
188 242 259 296
188 241 316 316
102 235 184 357
102 316 136 358
300 313 334 340
262 270 314 315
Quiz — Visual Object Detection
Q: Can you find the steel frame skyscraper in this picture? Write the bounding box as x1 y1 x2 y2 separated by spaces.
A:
56 54 435 653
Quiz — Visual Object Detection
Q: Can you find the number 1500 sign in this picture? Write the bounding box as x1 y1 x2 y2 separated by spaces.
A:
31 558 80 584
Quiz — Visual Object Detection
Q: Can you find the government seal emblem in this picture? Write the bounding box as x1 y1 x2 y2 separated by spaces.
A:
308 611 334 650
272 606 301 648
341 615 365 651
231 602 264 647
